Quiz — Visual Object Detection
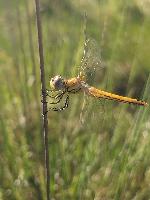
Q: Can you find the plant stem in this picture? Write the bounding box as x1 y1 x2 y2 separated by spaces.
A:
35 0 50 199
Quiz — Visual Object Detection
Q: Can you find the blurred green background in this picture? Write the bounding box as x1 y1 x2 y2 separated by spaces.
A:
0 0 150 199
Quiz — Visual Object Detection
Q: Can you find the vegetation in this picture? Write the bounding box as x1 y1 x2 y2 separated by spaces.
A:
0 0 150 199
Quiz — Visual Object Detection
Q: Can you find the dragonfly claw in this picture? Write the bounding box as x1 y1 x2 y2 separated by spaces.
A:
41 99 48 104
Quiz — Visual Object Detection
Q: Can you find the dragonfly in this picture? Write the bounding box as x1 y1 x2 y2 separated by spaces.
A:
46 38 148 111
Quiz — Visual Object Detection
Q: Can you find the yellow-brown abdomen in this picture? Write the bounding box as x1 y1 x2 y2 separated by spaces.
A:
88 87 148 106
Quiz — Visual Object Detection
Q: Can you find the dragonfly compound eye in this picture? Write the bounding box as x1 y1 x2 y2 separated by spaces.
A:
50 75 65 91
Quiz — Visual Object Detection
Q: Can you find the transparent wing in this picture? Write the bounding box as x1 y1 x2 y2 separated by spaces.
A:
76 37 108 125
79 37 106 86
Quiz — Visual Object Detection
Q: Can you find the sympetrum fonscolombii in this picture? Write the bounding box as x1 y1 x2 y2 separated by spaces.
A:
47 39 148 111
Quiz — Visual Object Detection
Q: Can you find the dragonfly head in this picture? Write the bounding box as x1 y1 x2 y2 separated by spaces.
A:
50 75 65 91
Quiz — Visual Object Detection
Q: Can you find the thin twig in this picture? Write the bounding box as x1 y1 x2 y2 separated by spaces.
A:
25 0 40 111
35 0 50 199
16 5 30 105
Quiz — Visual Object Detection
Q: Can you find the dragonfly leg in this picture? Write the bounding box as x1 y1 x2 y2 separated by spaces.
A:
41 89 55 98
54 91 66 99
41 99 48 104
67 87 81 94
42 89 65 99
48 95 69 112
49 92 65 104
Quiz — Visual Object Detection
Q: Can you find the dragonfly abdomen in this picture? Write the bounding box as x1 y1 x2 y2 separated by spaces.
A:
88 87 148 106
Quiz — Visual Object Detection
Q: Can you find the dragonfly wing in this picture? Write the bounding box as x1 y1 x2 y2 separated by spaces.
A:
79 38 106 85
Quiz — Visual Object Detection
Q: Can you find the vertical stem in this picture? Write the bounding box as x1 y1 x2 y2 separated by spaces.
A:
25 0 39 111
34 0 50 199
16 5 30 105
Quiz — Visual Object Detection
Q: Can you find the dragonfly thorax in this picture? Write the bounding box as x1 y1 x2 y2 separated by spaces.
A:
50 75 65 91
